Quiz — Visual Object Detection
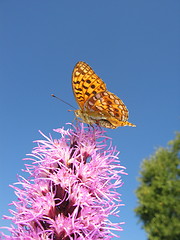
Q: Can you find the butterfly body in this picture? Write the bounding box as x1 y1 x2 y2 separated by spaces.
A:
72 61 136 129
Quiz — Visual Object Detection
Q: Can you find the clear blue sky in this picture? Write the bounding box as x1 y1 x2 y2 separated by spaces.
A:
0 1 179 239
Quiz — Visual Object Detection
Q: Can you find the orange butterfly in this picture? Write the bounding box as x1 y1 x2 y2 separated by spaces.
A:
72 61 136 129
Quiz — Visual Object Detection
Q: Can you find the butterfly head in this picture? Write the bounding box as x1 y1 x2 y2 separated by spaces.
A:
74 109 96 125
74 109 83 119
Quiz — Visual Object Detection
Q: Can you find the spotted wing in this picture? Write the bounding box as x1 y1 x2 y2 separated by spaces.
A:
85 91 136 128
72 61 106 109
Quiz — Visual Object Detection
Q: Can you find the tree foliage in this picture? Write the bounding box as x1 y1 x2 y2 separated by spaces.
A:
135 133 180 240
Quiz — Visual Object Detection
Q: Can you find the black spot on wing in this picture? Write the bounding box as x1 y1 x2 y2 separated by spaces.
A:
86 80 91 83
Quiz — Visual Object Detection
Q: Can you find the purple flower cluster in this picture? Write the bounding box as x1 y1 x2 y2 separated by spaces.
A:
1 124 127 239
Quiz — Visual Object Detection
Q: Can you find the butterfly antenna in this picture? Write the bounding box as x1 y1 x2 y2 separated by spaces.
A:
51 94 76 110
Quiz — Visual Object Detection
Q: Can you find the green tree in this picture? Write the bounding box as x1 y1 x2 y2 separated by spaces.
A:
135 133 180 240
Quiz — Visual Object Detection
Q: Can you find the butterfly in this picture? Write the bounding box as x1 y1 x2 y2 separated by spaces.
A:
72 61 136 129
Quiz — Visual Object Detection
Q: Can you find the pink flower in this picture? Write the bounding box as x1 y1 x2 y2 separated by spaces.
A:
1 124 127 239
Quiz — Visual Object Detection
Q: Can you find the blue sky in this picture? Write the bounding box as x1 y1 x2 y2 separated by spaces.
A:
0 1 179 239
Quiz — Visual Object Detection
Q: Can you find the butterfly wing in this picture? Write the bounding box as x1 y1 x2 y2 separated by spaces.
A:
85 91 136 128
72 61 106 109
